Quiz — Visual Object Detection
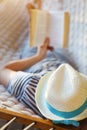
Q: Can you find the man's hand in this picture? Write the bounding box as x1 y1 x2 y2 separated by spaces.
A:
36 38 54 60
26 0 42 12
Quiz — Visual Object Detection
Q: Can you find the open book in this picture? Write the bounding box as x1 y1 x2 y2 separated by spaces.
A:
29 9 70 48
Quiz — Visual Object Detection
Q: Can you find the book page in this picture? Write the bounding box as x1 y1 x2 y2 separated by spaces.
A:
48 11 69 48
30 10 49 47
30 10 37 47
34 10 49 46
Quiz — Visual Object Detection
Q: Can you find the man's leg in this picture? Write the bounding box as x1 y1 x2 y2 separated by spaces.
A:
0 67 16 87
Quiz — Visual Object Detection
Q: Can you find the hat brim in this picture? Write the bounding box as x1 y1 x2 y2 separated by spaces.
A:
35 71 87 121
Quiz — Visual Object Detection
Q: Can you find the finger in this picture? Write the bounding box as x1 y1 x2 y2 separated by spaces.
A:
44 37 54 51
26 3 35 9
44 37 50 47
47 46 54 51
26 3 35 14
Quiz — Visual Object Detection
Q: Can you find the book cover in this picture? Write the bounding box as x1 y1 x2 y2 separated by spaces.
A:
29 9 70 48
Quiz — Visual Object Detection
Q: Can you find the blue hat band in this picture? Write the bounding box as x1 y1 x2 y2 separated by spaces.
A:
46 99 87 118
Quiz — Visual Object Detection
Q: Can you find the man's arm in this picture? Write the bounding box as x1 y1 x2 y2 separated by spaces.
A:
4 38 51 71
0 38 53 87
4 55 42 71
0 54 42 87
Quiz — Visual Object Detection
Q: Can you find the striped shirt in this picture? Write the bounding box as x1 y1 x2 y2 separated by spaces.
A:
6 55 70 117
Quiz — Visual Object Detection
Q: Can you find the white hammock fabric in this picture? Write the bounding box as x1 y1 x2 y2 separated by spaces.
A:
42 0 87 75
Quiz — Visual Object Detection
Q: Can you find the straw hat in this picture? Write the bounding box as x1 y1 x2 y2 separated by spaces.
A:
35 64 87 125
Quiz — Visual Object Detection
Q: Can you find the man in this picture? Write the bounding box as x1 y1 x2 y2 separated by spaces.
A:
0 38 56 116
